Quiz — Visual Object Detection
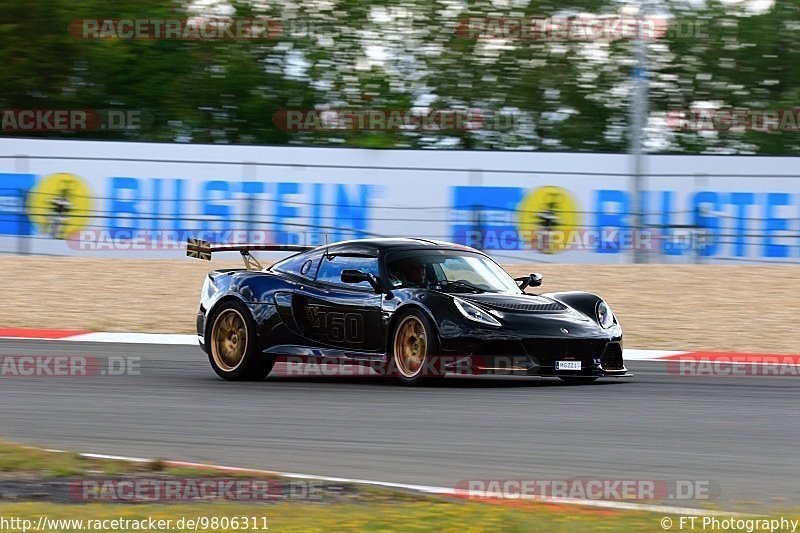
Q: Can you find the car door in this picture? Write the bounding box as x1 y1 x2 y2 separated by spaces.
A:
292 254 384 353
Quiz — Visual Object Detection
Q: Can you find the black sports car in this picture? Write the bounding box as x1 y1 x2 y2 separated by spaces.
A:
187 237 628 384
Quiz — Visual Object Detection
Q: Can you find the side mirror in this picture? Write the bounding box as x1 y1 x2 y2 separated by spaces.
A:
515 273 543 290
341 269 383 293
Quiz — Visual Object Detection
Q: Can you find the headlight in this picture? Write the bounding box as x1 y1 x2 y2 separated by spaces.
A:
454 298 501 327
596 300 615 329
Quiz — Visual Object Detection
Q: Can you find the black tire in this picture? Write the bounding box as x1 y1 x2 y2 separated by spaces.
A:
558 376 599 384
206 299 274 381
388 308 444 386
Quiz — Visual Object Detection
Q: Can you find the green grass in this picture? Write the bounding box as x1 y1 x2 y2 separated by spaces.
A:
0 443 171 478
1 442 796 532
0 443 267 479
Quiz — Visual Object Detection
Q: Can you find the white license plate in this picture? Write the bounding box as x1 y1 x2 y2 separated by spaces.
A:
556 360 581 371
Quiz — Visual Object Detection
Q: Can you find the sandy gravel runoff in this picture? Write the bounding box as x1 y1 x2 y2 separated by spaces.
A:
0 256 797 353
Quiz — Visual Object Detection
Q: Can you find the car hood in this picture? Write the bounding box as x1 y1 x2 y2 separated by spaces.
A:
458 292 616 338
460 293 568 314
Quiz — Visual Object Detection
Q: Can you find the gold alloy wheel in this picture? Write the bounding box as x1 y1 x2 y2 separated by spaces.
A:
210 308 249 372
393 315 428 378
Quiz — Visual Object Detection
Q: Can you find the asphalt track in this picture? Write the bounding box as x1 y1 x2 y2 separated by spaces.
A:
1 339 798 512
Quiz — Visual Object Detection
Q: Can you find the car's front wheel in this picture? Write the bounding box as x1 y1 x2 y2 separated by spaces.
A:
389 309 443 386
207 300 273 381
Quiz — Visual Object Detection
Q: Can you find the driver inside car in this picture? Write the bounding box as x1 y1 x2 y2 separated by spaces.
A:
390 260 429 288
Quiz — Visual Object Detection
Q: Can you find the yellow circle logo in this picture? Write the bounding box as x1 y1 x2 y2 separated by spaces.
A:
27 173 94 239
516 186 581 254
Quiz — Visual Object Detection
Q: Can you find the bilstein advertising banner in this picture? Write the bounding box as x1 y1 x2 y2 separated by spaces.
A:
0 139 798 263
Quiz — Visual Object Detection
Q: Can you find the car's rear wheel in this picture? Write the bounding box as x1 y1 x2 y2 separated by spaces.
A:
207 300 273 381
558 376 599 384
389 309 443 386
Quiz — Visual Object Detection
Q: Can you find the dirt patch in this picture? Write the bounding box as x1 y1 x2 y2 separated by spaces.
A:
0 257 797 353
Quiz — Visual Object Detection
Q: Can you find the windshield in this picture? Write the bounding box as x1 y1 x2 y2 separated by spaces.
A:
386 251 521 294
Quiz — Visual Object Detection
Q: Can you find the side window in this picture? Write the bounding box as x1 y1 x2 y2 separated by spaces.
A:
316 255 378 289
272 252 321 280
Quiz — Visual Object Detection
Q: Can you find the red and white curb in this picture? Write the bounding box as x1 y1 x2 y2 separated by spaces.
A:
0 328 196 345
0 327 93 340
29 446 746 517
1 327 797 364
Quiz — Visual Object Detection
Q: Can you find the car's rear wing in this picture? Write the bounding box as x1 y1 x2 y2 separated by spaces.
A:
186 238 314 270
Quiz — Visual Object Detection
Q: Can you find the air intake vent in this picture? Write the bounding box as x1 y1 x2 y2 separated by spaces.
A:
469 300 566 313
600 343 624 370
